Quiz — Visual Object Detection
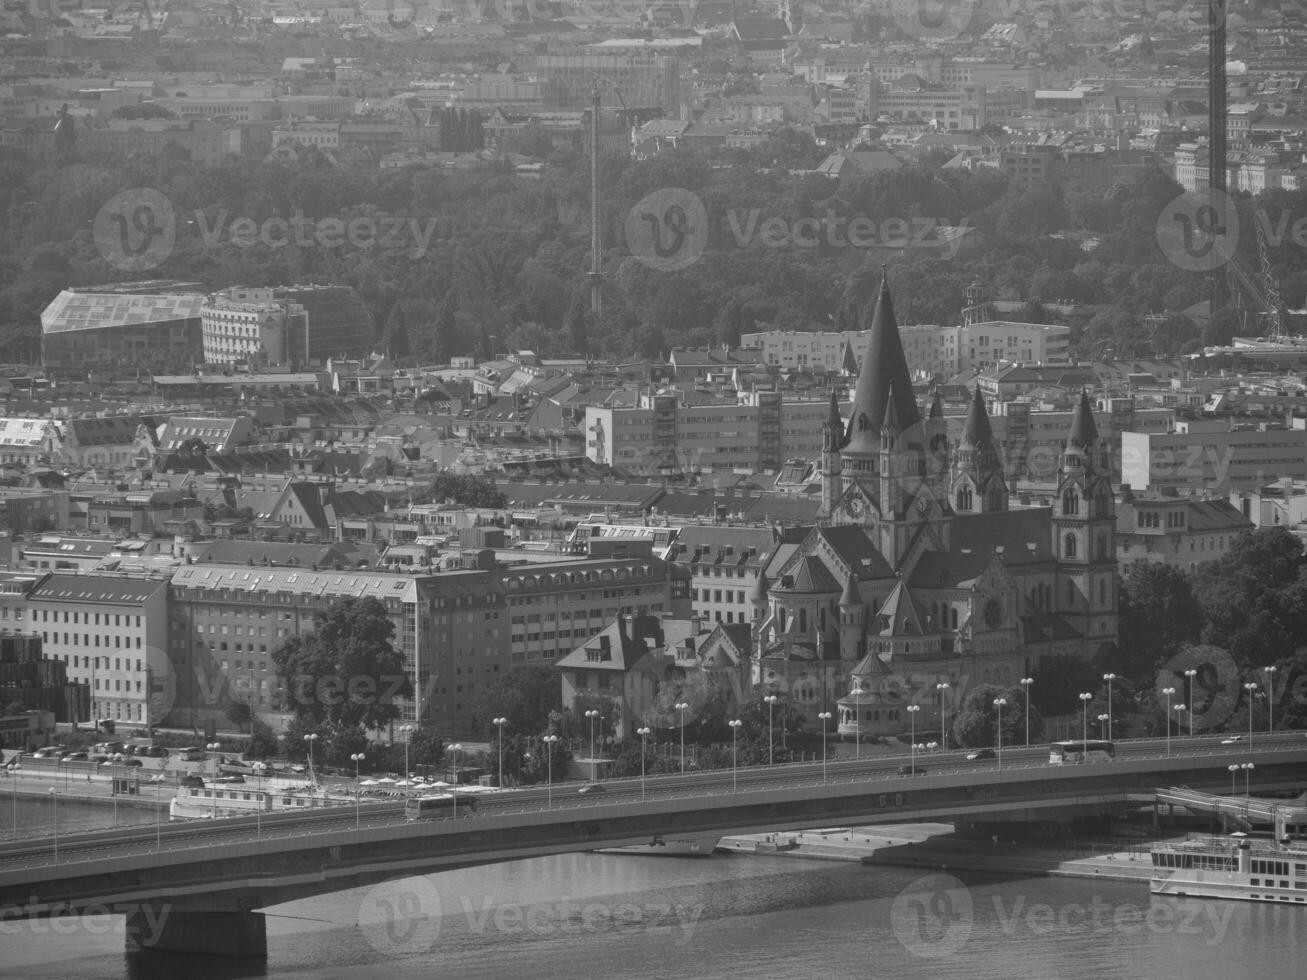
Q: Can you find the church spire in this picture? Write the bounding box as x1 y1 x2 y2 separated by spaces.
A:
1067 389 1099 450
961 386 997 451
843 274 920 454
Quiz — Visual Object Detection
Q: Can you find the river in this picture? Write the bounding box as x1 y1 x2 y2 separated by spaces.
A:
0 799 1300 979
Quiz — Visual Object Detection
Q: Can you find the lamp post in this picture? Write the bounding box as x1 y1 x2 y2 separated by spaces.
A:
350 753 365 830
208 741 223 819
1241 762 1255 796
1228 763 1238 796
50 789 57 865
818 711 832 783
155 774 161 853
1263 666 1278 734
111 753 123 828
637 727 650 801
493 717 508 788
399 724 415 798
542 734 559 809
907 704 920 774
993 698 1007 770
585 709 599 782
728 720 742 792
1019 678 1033 748
1102 673 1116 742
764 694 778 766
1174 704 1186 746
301 734 318 780
675 702 689 774
1078 693 1092 761
1097 713 1110 740
1243 681 1258 745
1162 687 1175 758
450 744 462 818
1184 669 1197 736
10 762 19 841
936 682 951 751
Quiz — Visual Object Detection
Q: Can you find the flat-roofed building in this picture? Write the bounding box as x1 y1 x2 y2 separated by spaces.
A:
1122 420 1307 493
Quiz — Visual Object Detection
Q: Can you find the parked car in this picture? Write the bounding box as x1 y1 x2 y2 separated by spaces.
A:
63 752 89 762
90 755 109 765
32 746 64 759
966 748 997 761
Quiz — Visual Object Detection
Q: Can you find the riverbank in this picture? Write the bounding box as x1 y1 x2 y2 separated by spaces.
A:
717 824 1157 884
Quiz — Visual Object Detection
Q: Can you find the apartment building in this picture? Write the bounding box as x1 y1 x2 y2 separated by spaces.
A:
28 573 169 728
1116 492 1254 572
1122 420 1307 493
666 525 777 626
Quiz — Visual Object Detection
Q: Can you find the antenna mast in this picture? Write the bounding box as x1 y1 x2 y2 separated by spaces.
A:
589 79 603 318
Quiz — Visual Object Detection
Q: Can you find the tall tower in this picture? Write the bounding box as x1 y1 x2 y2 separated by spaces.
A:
950 387 1007 514
820 389 844 519
1052 391 1117 643
1209 0 1228 313
589 80 603 317
962 280 986 328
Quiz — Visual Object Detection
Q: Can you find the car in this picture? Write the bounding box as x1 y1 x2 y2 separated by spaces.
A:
32 746 64 759
120 757 143 767
90 754 109 764
966 748 997 761
1221 736 1242 744
577 783 606 795
63 752 89 762
897 765 927 776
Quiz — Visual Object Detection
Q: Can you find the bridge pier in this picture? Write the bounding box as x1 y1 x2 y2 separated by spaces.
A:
124 904 266 959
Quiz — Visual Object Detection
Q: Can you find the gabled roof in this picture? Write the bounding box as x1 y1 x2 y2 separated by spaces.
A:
875 579 927 636
775 554 841 594
815 524 894 580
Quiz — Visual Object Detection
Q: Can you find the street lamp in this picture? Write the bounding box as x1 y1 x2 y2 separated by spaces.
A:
400 724 415 797
450 744 462 818
301 734 318 782
350 753 365 829
907 704 920 774
493 717 508 788
1263 666 1278 734
764 694 779 766
585 709 599 782
1243 681 1259 745
1162 687 1176 758
1241 761 1255 796
50 789 57 865
1228 763 1239 796
208 741 223 819
675 702 689 774
1174 703 1187 744
1097 713 1110 740
1078 693 1092 761
1184 669 1197 736
818 711 832 783
1102 673 1116 742
1019 678 1033 748
542 734 559 809
728 720 742 792
993 698 1007 770
637 727 651 800
936 682 951 751
10 762 20 840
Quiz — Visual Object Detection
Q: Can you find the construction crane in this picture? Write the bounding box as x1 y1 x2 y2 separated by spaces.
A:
1221 218 1288 341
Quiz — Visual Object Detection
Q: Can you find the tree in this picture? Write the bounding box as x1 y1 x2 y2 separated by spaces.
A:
270 596 407 732
426 472 507 508
471 665 561 736
1118 562 1202 677
951 684 1039 749
1031 654 1107 718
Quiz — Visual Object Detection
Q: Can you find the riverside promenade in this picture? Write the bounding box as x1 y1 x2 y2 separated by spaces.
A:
718 824 1158 884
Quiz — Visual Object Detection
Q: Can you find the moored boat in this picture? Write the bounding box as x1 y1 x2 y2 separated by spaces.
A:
599 836 720 857
169 777 360 820
1150 834 1307 904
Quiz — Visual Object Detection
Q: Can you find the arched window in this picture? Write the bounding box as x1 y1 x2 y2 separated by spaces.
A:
957 486 973 510
799 608 807 633
1064 533 1077 558
1096 535 1108 559
1062 489 1079 515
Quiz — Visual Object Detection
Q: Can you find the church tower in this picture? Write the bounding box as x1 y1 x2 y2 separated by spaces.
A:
1052 391 1117 643
819 389 843 519
838 573 864 663
951 387 1008 514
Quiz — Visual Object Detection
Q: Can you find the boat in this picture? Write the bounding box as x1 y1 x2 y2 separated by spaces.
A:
599 836 720 857
1150 834 1307 904
169 777 363 821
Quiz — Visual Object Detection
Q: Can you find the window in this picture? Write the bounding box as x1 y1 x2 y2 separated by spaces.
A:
1064 533 1077 559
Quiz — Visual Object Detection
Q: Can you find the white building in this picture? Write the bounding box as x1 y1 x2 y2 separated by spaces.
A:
200 288 307 367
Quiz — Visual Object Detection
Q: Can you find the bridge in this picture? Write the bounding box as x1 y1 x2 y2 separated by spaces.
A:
1 732 1304 959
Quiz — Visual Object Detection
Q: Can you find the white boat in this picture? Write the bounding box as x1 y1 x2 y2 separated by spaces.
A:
600 836 720 857
1150 835 1307 904
169 777 362 821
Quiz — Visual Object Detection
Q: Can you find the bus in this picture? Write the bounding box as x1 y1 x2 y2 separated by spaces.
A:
1049 740 1115 764
404 794 477 822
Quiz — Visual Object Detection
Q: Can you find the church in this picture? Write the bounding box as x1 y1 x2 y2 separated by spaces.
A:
750 278 1119 741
